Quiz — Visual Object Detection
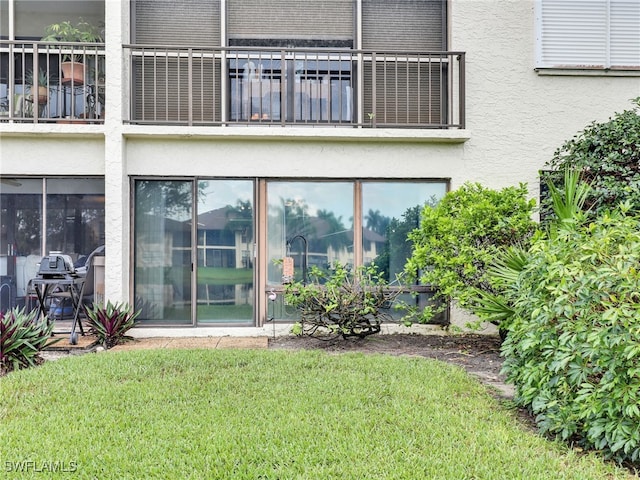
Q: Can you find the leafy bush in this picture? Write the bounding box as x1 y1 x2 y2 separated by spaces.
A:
501 204 640 466
405 182 537 329
85 301 140 349
543 97 640 220
469 169 591 332
1 308 56 374
284 262 402 339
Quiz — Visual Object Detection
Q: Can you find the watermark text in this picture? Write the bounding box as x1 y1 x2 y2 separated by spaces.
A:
4 460 78 473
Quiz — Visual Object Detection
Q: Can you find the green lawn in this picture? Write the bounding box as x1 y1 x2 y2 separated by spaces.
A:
0 350 633 479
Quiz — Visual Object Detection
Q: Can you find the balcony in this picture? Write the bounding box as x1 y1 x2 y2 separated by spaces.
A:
125 46 465 129
0 40 105 124
0 42 465 129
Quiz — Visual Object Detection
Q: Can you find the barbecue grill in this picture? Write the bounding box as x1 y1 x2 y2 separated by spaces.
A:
37 253 76 279
31 252 85 344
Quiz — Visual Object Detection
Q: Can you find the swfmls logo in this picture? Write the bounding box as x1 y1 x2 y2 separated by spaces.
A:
4 460 78 473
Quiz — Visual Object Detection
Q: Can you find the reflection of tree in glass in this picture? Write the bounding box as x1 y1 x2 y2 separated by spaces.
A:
282 198 311 239
315 209 349 252
225 200 253 267
135 181 205 219
225 200 253 236
14 209 41 255
373 197 439 282
46 196 103 254
365 209 391 236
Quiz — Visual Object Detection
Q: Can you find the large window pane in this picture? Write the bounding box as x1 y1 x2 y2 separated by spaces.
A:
46 178 105 261
267 181 353 285
196 180 254 324
0 178 42 309
362 181 448 323
0 177 105 312
134 180 192 324
362 182 446 278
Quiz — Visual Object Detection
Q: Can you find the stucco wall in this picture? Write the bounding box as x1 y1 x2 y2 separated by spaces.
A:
125 134 467 179
452 0 640 194
0 135 104 175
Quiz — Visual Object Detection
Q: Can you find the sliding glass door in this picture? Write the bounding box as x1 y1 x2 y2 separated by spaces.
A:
134 180 193 324
133 179 254 325
196 180 254 325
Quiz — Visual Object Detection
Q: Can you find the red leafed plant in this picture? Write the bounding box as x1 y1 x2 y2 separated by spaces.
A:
1 307 57 375
84 301 140 349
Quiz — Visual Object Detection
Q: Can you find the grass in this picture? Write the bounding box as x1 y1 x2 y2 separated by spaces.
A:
0 349 634 479
198 267 253 284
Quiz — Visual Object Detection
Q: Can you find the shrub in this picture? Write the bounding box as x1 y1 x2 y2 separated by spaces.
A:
85 301 140 349
0 308 56 375
469 168 591 334
405 182 537 329
501 204 640 466
542 97 640 220
284 262 402 339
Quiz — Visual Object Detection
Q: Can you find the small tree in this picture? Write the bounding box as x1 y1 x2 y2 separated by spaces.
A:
404 182 537 330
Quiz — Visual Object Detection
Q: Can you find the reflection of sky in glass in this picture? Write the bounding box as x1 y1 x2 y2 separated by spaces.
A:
363 182 447 220
198 181 447 220
269 182 353 221
198 181 253 213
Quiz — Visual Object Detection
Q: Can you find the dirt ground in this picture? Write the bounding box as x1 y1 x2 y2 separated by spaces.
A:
268 333 514 398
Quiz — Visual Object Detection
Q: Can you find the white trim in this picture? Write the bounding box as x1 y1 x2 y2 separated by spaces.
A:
121 125 471 143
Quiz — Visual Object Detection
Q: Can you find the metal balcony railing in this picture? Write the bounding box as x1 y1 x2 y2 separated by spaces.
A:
124 45 465 129
0 42 465 129
0 40 105 124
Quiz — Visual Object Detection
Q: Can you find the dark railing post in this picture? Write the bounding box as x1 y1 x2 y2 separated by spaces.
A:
188 48 193 126
281 49 287 127
371 52 376 128
32 43 40 123
458 53 465 129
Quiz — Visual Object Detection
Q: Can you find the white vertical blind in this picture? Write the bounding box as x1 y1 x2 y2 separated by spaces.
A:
537 0 640 69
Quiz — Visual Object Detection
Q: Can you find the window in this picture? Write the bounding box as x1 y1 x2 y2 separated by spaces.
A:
265 180 449 323
536 0 640 70
229 52 353 123
0 177 105 310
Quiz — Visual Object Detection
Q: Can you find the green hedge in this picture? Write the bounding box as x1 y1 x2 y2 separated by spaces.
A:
502 205 640 466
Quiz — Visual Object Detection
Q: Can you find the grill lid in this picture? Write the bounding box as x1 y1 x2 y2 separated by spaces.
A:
37 253 76 278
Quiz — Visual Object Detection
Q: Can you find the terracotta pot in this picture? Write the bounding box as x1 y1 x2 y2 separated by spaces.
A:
60 62 85 84
36 86 48 104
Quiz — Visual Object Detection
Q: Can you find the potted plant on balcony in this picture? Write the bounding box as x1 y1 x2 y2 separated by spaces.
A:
25 68 57 104
41 19 103 84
